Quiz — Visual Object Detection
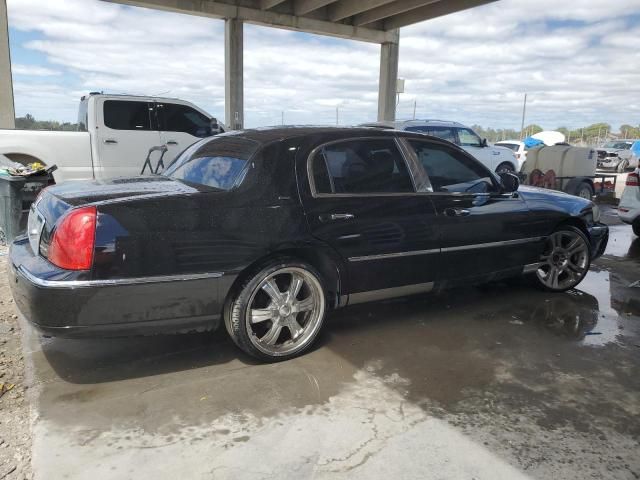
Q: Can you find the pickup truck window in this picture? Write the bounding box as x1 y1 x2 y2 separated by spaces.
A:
163 136 259 190
157 103 212 138
104 100 155 131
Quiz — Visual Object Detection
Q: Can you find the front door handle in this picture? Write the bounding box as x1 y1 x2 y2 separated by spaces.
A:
103 139 118 144
166 141 178 145
319 213 355 222
444 208 470 217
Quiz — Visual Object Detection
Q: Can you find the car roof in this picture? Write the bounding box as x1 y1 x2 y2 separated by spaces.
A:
360 119 468 129
219 125 408 144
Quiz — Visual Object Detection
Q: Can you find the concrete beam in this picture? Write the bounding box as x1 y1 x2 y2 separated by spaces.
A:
225 18 243 129
377 36 399 122
384 0 496 29
0 0 15 129
328 0 395 22
294 0 335 16
102 0 394 43
260 0 287 10
353 0 438 26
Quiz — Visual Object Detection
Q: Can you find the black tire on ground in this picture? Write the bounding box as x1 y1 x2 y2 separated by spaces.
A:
496 162 515 173
617 159 629 173
574 181 594 200
224 258 327 362
533 226 592 293
633 218 640 237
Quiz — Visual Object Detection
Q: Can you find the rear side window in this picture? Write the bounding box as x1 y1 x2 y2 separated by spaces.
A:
408 140 496 194
103 100 154 131
311 138 414 194
456 128 482 147
406 126 456 143
163 136 258 190
157 103 212 138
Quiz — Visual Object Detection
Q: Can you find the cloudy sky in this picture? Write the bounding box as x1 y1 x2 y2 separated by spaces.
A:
6 0 640 130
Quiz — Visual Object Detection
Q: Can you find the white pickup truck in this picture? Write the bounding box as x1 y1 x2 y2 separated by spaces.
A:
0 93 223 183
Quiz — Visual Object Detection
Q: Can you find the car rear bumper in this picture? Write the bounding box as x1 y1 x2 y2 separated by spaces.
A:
8 237 223 338
588 223 609 260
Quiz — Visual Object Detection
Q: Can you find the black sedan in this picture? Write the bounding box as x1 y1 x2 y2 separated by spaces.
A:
9 127 609 361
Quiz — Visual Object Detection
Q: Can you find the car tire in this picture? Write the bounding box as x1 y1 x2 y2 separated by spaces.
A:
575 182 594 200
633 218 640 237
224 258 327 362
617 159 629 173
496 162 515 173
533 226 591 292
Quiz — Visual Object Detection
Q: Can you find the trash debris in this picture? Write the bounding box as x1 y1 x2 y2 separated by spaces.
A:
585 332 602 336
629 280 640 288
509 320 524 325
0 383 15 399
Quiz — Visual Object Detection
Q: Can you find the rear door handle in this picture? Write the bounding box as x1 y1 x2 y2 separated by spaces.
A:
319 213 355 222
166 141 178 145
444 208 470 217
103 139 118 144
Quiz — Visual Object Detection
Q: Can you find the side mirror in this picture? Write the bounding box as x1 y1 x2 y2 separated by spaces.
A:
499 172 519 193
481 138 488 147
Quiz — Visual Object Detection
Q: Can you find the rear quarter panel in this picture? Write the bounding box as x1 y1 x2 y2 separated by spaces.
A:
0 129 93 182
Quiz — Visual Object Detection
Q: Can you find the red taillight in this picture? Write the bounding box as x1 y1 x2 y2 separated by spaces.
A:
48 206 97 270
626 172 639 187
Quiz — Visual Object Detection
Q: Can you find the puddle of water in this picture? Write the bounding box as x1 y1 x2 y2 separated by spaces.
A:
603 225 640 260
573 270 622 347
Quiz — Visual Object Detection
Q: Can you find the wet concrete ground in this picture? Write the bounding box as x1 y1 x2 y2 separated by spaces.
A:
19 207 640 479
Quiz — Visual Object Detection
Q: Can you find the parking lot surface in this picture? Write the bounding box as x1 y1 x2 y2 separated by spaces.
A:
17 207 640 480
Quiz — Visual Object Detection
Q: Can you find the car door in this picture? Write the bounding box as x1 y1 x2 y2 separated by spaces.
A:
298 135 441 301
455 127 502 171
95 98 163 178
156 101 215 166
402 137 542 282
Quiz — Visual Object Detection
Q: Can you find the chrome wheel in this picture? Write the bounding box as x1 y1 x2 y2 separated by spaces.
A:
245 267 325 357
537 230 590 290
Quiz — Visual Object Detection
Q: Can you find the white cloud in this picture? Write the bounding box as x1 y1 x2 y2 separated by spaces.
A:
12 63 61 76
6 0 640 130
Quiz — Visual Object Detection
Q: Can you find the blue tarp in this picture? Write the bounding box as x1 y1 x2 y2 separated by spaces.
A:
523 137 544 148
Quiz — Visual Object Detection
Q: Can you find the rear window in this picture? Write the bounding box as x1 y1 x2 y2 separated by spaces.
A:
103 100 154 131
163 136 259 190
405 126 456 143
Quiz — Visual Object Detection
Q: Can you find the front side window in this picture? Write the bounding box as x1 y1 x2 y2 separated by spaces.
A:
103 100 154 131
312 138 414 194
163 136 258 190
408 140 496 194
456 128 482 147
158 103 212 138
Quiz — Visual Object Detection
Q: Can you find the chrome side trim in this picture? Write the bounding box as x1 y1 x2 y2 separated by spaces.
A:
17 265 223 289
349 248 440 262
348 282 434 305
441 236 545 253
523 262 542 274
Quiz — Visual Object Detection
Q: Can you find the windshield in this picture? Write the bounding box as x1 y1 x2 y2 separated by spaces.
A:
603 141 632 149
163 136 259 190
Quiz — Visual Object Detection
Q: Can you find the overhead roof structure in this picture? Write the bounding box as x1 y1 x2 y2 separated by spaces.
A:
0 0 497 129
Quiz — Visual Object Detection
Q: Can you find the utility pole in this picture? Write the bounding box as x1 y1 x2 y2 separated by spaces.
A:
281 111 284 125
412 99 416 120
336 106 339 126
520 93 527 140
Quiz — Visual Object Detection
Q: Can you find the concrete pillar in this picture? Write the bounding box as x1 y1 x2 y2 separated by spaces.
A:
0 0 15 129
225 18 243 130
377 39 399 122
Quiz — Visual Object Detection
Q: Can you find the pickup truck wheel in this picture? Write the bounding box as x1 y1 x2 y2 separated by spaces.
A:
575 182 594 200
224 259 327 361
633 218 640 237
496 162 515 173
534 226 591 292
